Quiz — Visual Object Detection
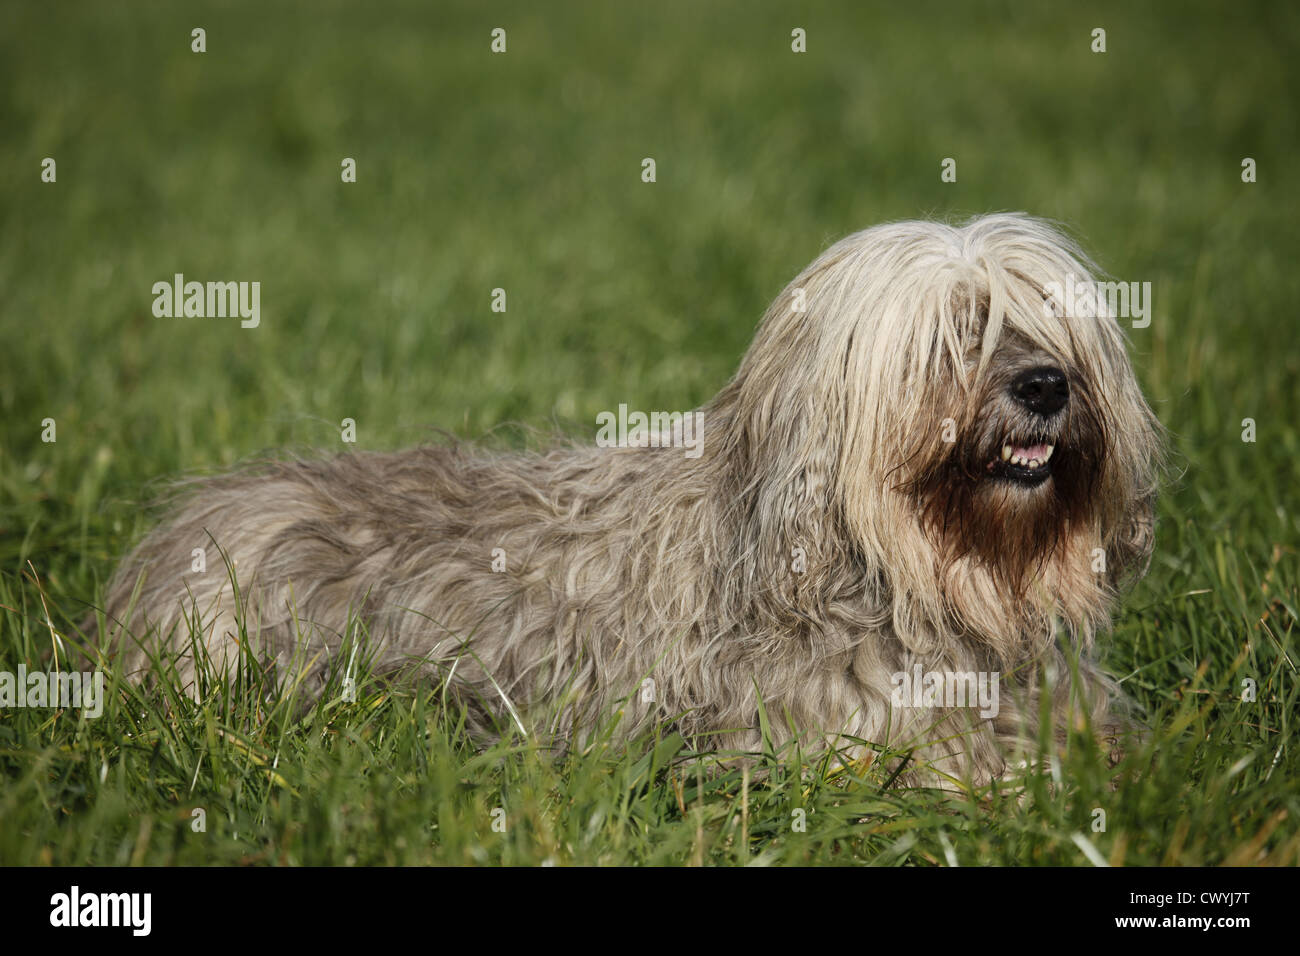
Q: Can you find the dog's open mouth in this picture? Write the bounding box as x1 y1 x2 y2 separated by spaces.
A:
987 438 1055 485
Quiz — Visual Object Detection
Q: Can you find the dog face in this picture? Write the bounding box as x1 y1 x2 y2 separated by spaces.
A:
910 329 1113 595
720 214 1161 653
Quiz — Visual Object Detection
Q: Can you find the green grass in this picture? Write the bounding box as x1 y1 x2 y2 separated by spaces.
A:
1 0 1298 865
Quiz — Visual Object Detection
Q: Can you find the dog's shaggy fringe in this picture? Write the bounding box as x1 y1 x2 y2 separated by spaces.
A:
98 213 1163 786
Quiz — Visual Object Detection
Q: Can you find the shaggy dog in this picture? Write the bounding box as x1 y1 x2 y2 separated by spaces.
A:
98 213 1162 786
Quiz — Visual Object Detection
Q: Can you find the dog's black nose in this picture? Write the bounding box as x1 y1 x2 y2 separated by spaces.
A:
1010 366 1069 415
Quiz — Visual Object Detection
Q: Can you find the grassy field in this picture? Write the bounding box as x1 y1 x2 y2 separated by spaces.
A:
1 0 1297 865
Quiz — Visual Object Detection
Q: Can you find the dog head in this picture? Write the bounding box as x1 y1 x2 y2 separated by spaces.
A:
717 214 1162 657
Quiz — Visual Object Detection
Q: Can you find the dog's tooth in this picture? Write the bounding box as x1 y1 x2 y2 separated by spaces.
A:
1002 445 1012 461
1012 455 1023 466
1044 444 1055 460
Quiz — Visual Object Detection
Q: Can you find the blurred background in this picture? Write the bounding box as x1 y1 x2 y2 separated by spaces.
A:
0 0 1296 634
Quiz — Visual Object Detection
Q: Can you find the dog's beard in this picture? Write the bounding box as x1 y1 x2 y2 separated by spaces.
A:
905 366 1109 597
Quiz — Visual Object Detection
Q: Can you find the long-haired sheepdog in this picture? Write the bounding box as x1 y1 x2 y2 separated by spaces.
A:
98 213 1162 786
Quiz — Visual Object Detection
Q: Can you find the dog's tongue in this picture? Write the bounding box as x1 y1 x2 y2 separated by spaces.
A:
1013 443 1050 460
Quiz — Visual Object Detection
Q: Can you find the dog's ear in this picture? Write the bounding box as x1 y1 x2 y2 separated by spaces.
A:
1095 367 1165 594
1106 491 1156 592
720 379 849 629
